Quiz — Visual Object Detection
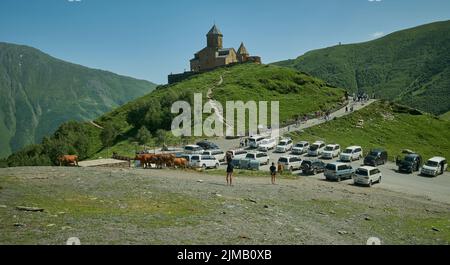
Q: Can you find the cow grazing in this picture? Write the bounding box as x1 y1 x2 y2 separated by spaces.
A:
173 158 188 169
59 155 79 167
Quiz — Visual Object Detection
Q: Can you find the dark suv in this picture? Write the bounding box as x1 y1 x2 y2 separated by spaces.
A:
196 140 219 150
397 154 422 173
364 149 388 166
301 159 326 175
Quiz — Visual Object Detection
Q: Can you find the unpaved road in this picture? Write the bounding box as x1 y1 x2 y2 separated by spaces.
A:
0 167 449 245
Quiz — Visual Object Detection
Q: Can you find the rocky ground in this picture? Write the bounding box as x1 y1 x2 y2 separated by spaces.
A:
0 166 449 245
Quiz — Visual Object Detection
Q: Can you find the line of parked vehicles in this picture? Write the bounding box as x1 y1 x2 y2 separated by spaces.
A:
174 135 448 186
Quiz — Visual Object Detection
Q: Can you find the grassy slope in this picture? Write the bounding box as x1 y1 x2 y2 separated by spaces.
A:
273 20 450 115
440 111 450 121
90 63 346 158
0 42 157 158
287 101 450 161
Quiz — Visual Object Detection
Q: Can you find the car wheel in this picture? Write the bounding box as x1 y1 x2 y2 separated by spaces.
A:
289 166 293 173
337 177 341 182
215 163 219 169
202 164 207 170
378 176 381 183
313 169 317 175
369 180 373 187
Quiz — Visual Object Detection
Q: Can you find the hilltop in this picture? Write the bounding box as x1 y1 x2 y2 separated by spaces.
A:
4 63 346 166
0 42 157 158
274 20 450 115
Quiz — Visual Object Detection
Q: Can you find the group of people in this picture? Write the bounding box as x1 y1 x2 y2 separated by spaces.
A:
225 152 278 186
353 92 373 102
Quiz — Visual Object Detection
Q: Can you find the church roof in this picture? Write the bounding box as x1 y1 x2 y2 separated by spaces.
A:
207 24 222 36
237 42 249 55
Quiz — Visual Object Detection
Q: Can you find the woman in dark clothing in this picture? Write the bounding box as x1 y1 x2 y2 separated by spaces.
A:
226 162 234 186
270 162 277 185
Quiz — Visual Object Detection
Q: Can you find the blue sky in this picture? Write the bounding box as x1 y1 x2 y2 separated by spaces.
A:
1 0 449 84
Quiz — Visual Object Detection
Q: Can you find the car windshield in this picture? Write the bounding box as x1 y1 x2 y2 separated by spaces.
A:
325 164 336 171
426 161 439 167
325 146 334 151
295 144 304 148
343 149 353 154
405 156 416 162
279 142 287 146
249 139 256 143
278 158 288 163
245 154 255 159
310 145 319 151
356 169 369 176
369 151 380 156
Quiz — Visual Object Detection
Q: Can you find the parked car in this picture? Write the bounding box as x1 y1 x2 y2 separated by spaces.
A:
301 159 327 175
340 146 363 162
196 140 219 150
354 166 382 187
292 141 309 155
258 138 278 152
364 149 388 166
322 144 341 159
203 149 225 163
184 145 204 154
275 138 293 153
225 149 248 162
190 155 220 169
278 156 303 173
244 152 270 165
248 135 268 148
421 157 447 177
397 153 422 173
324 162 355 182
308 141 326 156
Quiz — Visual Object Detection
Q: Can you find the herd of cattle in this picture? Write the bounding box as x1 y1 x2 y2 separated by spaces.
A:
134 153 188 169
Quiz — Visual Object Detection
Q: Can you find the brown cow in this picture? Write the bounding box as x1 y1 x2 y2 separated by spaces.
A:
135 154 156 169
59 155 79 167
173 158 188 169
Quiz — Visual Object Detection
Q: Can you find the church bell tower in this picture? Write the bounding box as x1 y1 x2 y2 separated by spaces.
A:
206 24 223 49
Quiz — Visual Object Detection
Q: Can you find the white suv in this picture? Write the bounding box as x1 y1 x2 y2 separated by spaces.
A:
190 155 220 169
276 138 293 153
202 149 225 163
322 144 341 159
245 152 270 165
258 138 278 152
278 156 303 173
421 157 448 177
292 141 309 155
340 146 363 162
308 141 326 156
354 166 382 187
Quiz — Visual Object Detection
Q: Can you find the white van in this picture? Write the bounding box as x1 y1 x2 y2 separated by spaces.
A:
421 157 448 177
354 166 382 187
202 149 225 163
190 155 220 169
248 135 268 148
258 138 278 151
276 138 293 153
226 149 248 161
278 156 303 172
308 141 326 156
322 144 341 159
245 152 270 165
292 141 309 155
340 146 363 162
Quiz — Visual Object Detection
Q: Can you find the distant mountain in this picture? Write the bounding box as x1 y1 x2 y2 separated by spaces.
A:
0 42 157 157
273 20 450 115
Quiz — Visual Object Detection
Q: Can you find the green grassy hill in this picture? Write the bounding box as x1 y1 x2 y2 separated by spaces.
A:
440 111 450 121
288 101 450 161
4 63 346 166
273 20 450 115
0 42 157 158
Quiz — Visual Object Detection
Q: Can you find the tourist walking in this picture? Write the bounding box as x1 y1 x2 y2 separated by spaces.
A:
270 162 277 185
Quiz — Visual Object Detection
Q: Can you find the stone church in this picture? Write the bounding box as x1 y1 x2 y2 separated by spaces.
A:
168 25 261 84
190 25 261 72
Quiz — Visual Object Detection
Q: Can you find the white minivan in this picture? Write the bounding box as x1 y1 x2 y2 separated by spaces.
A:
190 155 220 169
276 138 293 153
308 141 326 156
322 144 341 159
202 149 225 163
421 157 448 177
354 166 382 187
248 135 268 148
292 141 309 155
258 138 278 151
340 146 363 162
245 152 270 165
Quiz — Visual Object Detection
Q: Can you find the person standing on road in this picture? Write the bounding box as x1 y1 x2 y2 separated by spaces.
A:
226 161 234 186
270 162 277 185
